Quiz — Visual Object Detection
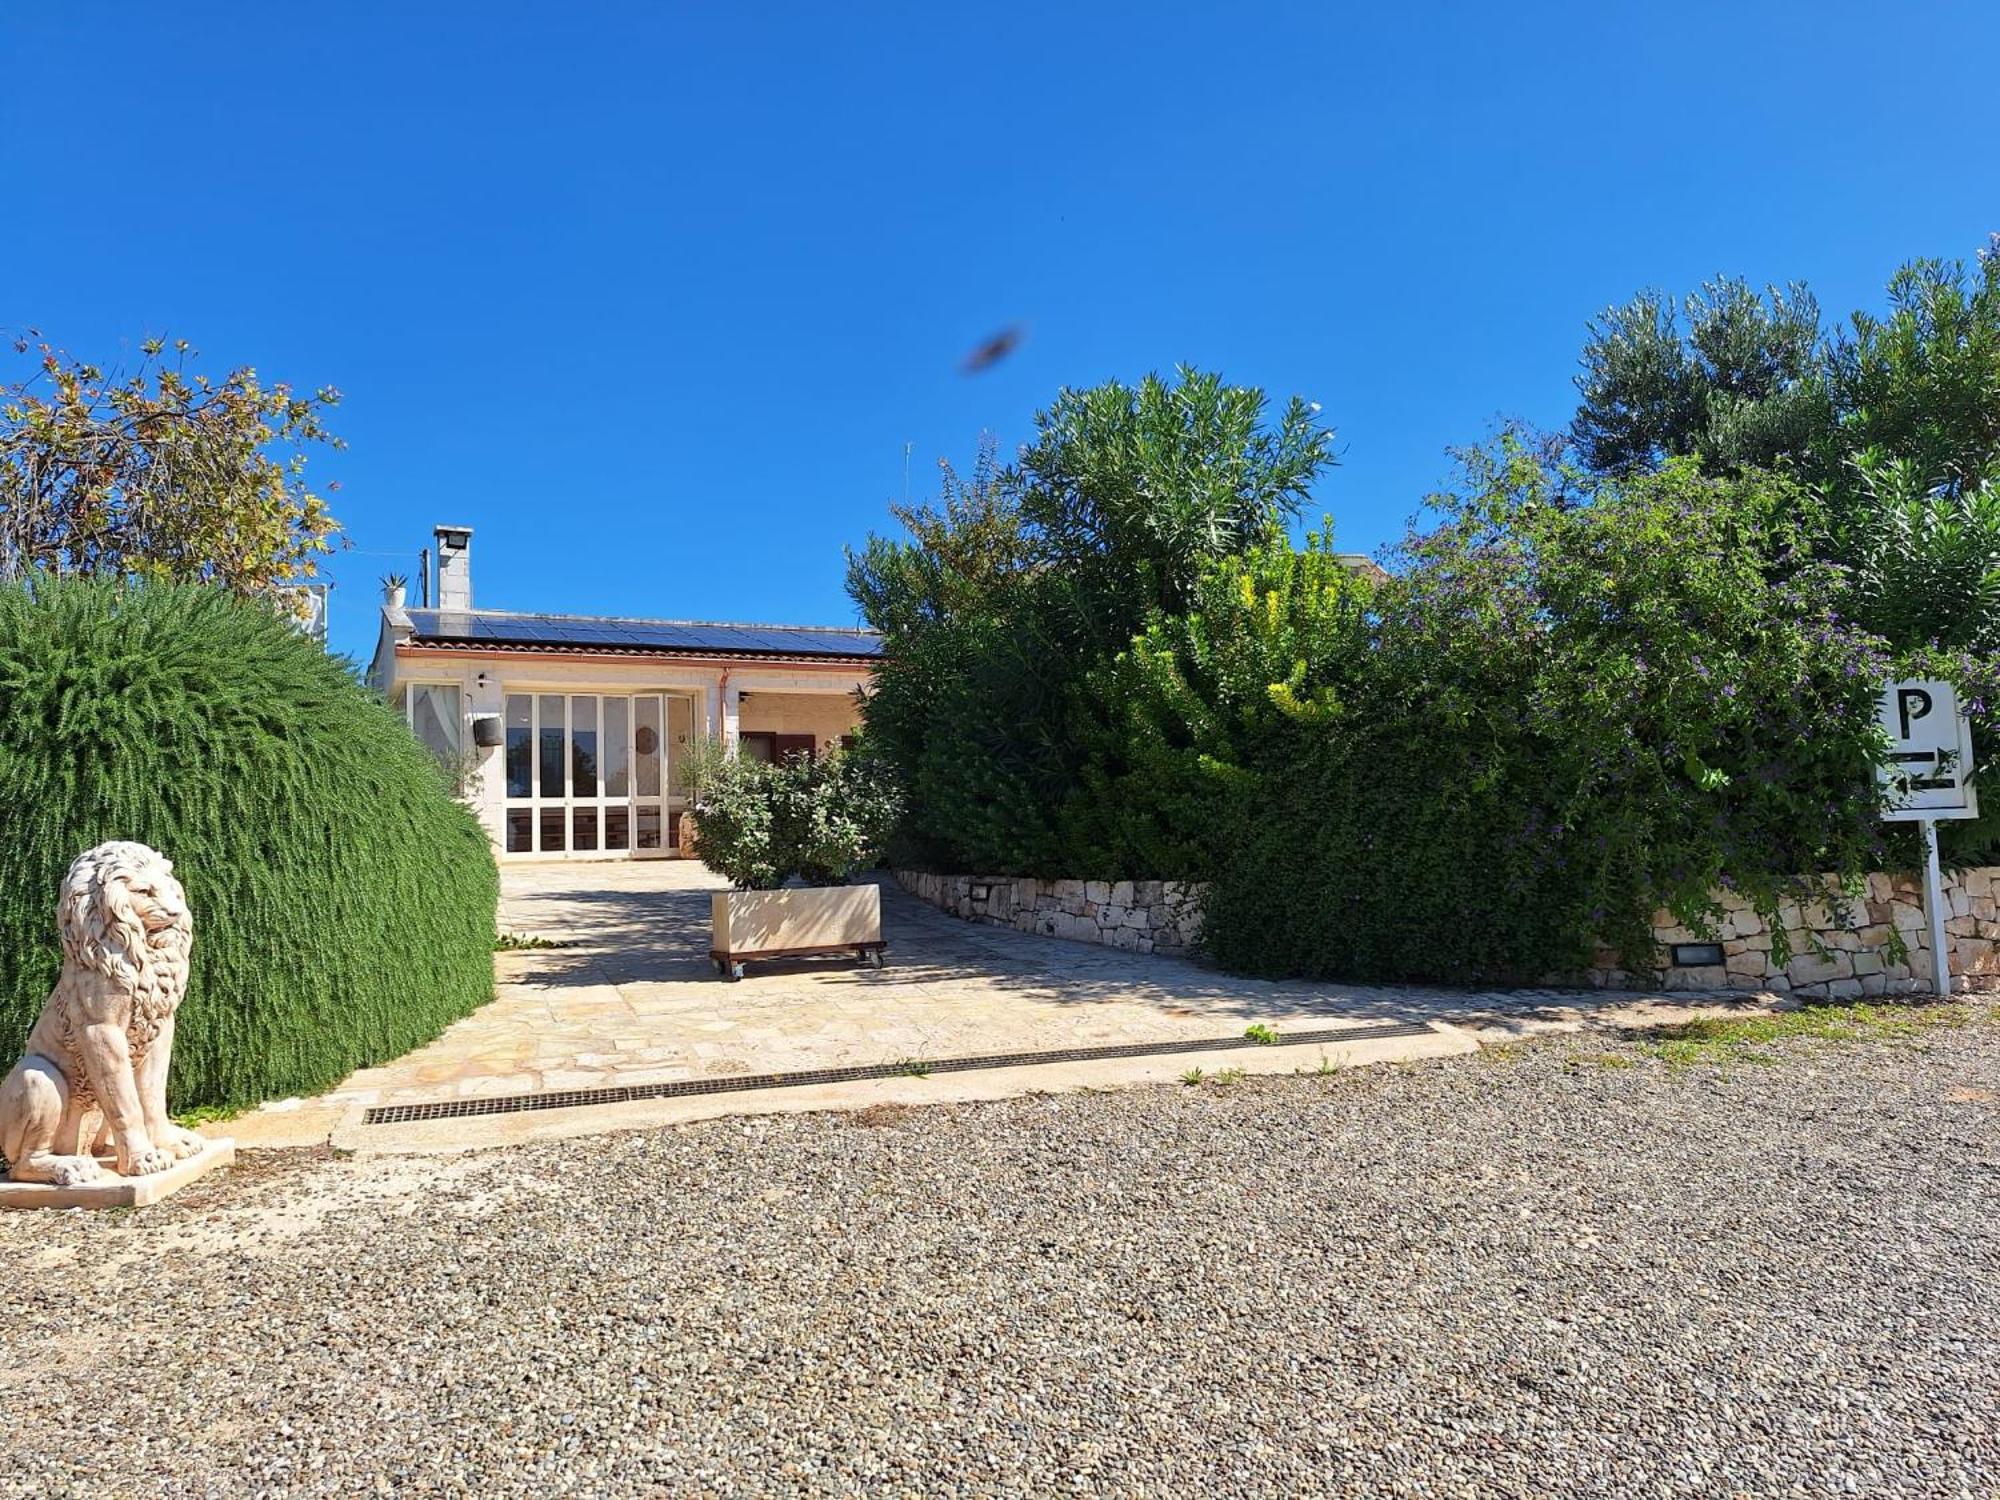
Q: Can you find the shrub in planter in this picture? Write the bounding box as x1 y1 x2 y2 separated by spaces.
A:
688 745 902 974
686 744 900 890
685 751 786 889
0 577 498 1110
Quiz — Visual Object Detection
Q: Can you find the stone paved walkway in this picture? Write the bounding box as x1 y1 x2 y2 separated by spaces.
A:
231 862 1773 1151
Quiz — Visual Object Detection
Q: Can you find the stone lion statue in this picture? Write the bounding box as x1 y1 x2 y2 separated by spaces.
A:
0 841 203 1187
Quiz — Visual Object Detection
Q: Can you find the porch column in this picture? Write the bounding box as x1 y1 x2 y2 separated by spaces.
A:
720 680 741 756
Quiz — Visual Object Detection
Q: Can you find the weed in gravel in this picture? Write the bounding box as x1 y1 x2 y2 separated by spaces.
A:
1180 1065 1247 1088
1643 1002 1971 1068
1564 1052 1638 1072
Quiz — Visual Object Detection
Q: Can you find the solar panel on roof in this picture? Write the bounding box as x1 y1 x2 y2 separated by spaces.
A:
405 608 878 655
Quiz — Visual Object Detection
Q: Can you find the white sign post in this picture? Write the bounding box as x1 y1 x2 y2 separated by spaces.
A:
1877 680 1980 997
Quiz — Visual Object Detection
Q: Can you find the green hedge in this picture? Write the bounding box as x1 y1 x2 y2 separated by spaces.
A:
0 577 497 1110
1125 457 1897 981
865 432 1918 982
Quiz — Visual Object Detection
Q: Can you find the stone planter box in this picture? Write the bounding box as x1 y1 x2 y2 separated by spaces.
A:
710 884 884 980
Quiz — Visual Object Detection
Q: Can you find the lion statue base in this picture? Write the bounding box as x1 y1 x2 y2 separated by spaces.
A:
0 842 232 1207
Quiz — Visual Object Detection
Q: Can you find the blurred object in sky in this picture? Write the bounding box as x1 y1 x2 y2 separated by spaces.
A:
960 324 1026 374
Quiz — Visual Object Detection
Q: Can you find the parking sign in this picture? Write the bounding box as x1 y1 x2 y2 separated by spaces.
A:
1877 679 1978 821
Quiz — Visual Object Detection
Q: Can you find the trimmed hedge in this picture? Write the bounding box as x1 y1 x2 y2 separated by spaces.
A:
0 577 497 1110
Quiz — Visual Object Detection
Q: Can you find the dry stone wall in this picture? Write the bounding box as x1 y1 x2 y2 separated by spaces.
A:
1607 867 2000 998
896 871 1206 956
900 865 2000 997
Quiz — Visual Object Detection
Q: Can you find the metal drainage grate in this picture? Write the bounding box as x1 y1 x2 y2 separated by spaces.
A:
361 1020 1436 1126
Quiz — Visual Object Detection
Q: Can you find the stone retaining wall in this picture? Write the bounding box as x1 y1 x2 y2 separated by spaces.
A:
896 871 1207 956
900 865 2000 998
1621 867 2000 998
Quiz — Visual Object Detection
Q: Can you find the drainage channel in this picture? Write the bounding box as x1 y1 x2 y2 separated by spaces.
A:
361 1019 1437 1125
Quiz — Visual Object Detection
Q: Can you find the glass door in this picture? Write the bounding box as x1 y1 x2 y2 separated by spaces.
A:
503 692 669 857
632 695 666 855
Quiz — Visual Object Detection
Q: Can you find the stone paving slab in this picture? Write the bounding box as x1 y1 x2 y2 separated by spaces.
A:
229 861 1779 1152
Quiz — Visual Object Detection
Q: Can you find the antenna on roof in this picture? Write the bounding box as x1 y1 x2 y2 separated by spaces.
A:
418 547 430 608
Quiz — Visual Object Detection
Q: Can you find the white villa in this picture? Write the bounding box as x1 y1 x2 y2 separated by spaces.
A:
369 526 878 860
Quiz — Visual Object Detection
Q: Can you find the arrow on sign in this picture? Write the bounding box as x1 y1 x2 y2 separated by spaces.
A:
1890 749 1957 791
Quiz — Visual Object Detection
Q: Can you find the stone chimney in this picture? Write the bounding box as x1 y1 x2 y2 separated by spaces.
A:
434 525 473 611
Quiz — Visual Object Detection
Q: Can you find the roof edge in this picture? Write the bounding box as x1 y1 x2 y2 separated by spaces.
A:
405 605 878 639
397 642 876 668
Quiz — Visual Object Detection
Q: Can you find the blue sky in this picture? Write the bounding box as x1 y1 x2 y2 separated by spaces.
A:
6 3 1996 664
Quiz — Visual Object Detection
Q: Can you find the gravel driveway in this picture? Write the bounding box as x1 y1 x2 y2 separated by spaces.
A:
3 1017 1996 1497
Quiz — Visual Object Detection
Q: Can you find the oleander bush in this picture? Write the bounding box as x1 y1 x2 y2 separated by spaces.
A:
686 742 900 889
847 368 1334 874
0 576 497 1110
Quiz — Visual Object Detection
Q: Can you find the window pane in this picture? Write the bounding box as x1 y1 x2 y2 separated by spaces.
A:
573 805 598 852
538 695 565 798
740 733 775 763
668 696 693 795
410 685 462 762
634 697 662 797
602 697 630 798
539 806 566 853
505 695 532 798
636 805 662 850
505 808 532 853
572 696 598 799
604 806 629 851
